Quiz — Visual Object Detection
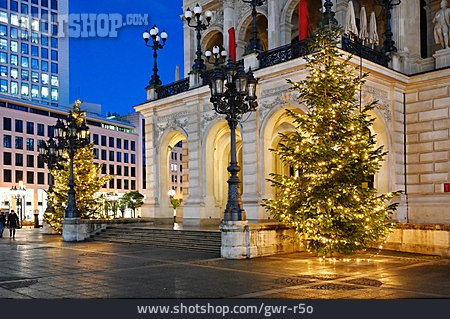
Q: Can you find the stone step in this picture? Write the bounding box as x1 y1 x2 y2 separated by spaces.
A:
100 230 221 241
94 237 221 253
92 225 221 253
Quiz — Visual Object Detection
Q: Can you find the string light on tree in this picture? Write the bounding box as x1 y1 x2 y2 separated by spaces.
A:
263 26 400 257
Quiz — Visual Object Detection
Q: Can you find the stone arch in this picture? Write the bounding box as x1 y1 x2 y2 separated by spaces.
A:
367 108 392 194
203 119 243 219
261 106 304 204
159 130 189 222
236 10 269 57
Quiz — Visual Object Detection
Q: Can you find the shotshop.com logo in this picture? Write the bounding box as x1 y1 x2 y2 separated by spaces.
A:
5 13 150 38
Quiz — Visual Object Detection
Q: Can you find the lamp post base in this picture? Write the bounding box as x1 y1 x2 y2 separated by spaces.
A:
220 220 249 259
62 218 85 242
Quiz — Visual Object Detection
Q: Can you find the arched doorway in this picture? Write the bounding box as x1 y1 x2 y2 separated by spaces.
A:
159 130 189 223
204 120 243 221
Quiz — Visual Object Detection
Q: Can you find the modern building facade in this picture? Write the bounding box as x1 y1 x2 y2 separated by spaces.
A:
0 95 143 222
0 0 69 107
136 0 450 227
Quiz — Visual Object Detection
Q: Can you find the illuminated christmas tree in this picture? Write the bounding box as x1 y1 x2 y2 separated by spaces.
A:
263 26 399 256
44 101 111 233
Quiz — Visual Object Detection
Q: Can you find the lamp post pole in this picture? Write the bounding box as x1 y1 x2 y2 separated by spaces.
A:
53 101 90 219
184 3 213 74
243 0 266 54
143 25 168 89
208 50 258 221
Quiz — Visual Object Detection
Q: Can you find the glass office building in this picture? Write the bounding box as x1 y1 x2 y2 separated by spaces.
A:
0 0 69 107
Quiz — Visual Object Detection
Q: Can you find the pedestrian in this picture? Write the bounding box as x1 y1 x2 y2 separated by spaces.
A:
7 210 19 239
0 211 6 237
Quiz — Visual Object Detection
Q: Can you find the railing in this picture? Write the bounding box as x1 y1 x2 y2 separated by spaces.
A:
341 36 389 67
258 40 309 69
154 37 389 100
156 77 190 100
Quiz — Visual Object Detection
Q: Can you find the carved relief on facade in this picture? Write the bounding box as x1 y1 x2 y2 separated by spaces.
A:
259 85 300 124
362 86 392 122
209 8 224 28
201 111 221 134
155 112 189 139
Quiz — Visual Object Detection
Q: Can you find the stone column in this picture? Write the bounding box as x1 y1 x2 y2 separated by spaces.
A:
183 95 208 226
223 0 235 53
335 0 349 28
391 2 423 74
139 106 160 221
267 0 280 49
241 112 262 222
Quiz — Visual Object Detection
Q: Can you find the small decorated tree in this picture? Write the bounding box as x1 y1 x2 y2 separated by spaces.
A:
263 26 399 256
44 101 111 233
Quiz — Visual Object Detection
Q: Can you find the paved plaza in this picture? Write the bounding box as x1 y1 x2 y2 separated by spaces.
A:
0 229 449 299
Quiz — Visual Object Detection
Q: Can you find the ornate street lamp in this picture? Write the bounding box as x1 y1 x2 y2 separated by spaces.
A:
208 52 258 221
376 0 401 54
243 0 266 54
320 0 338 27
143 25 168 88
38 137 62 222
53 111 90 219
184 3 213 74
10 181 26 228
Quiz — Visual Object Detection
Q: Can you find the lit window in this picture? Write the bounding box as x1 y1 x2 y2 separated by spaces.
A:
21 16 29 28
10 14 19 26
21 83 29 96
0 11 7 23
0 24 6 36
31 85 39 98
41 73 49 85
31 72 39 83
10 68 18 79
0 65 6 76
11 81 18 94
10 54 18 65
21 70 29 81
51 88 58 101
41 86 48 99
31 32 39 44
51 75 58 86
0 38 6 50
31 19 39 31
10 40 18 52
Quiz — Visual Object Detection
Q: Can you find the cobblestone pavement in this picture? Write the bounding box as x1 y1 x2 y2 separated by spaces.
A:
0 229 449 299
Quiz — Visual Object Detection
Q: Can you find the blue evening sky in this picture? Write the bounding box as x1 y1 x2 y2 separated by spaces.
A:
69 0 184 115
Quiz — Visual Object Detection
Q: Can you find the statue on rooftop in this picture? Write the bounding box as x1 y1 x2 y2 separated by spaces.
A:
433 0 450 49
